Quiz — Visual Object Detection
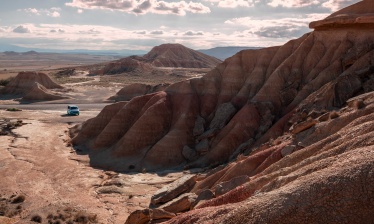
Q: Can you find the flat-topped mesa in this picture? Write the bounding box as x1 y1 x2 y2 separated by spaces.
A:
310 0 374 30
143 43 222 68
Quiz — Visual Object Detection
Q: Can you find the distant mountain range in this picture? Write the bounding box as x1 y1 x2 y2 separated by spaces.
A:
0 44 260 60
0 44 148 57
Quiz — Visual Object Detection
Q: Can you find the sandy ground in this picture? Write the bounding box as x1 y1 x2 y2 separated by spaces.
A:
0 109 185 223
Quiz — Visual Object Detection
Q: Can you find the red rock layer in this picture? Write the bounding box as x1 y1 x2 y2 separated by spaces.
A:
72 1 374 174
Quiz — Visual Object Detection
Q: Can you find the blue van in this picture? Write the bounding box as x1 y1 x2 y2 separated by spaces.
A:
67 105 80 115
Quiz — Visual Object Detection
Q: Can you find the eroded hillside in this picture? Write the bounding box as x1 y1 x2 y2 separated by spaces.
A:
70 0 374 223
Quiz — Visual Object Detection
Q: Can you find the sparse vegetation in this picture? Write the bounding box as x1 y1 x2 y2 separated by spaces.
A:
31 214 42 223
0 77 14 86
11 195 25 204
6 108 22 112
45 208 98 224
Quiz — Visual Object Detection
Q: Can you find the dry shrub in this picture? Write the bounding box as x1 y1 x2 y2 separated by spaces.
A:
31 214 42 223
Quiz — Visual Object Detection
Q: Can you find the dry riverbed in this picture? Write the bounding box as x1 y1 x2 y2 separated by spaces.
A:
0 109 185 224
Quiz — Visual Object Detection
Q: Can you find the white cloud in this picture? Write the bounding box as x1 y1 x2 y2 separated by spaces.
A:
24 8 40 15
21 7 61 17
267 0 359 11
268 0 320 8
0 21 307 51
322 0 358 11
184 30 204 36
225 13 329 38
48 11 61 17
150 30 164 35
13 25 31 33
203 0 256 8
134 30 147 34
77 9 84 13
66 0 210 15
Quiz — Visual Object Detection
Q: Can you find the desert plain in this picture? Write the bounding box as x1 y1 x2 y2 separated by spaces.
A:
0 52 200 224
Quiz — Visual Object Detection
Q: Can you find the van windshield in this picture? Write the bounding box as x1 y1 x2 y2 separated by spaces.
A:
70 107 78 110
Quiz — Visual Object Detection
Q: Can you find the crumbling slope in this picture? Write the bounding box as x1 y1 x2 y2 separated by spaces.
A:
72 0 374 175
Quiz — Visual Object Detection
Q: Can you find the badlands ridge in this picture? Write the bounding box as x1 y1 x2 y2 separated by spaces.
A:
70 0 374 223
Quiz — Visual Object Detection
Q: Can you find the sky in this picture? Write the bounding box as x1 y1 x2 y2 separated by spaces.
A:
0 0 361 51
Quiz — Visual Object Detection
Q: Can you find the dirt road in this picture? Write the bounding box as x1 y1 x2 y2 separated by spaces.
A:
0 109 184 223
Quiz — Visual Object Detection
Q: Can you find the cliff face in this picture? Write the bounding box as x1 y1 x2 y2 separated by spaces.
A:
72 1 374 222
73 26 374 172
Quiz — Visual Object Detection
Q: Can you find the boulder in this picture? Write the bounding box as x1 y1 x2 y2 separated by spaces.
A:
125 208 175 224
182 145 199 161
191 189 215 208
151 174 197 206
280 145 296 157
289 119 318 134
209 102 237 130
159 193 197 213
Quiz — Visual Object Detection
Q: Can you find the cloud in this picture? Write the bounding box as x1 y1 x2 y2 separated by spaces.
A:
267 0 359 11
48 11 61 17
184 31 204 36
24 8 40 15
322 0 358 11
66 0 210 15
204 0 256 8
50 29 65 33
267 0 320 8
77 9 84 13
225 13 328 38
13 25 31 33
134 31 147 34
79 28 101 34
21 7 61 17
150 30 164 35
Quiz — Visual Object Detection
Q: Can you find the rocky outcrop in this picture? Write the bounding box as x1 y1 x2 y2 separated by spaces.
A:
166 92 374 223
22 82 68 101
151 175 197 206
1 71 67 101
2 71 63 95
310 0 374 30
108 83 170 102
125 208 175 224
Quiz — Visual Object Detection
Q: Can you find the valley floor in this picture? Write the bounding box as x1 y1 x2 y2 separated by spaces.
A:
0 109 185 223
